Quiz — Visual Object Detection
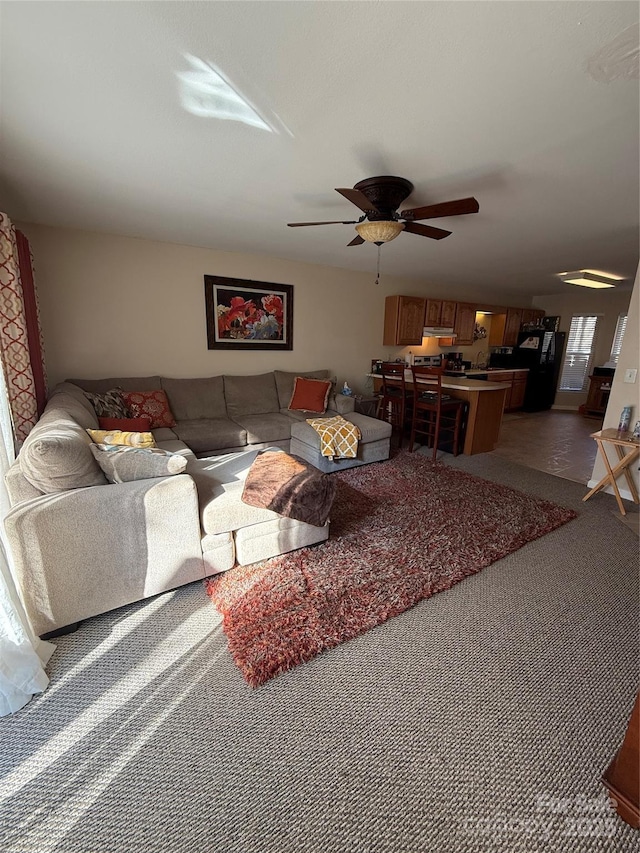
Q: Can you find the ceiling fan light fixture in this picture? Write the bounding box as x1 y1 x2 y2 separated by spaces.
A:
559 270 621 289
355 220 405 244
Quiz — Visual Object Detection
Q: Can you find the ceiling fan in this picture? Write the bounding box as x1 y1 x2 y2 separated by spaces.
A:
287 176 479 246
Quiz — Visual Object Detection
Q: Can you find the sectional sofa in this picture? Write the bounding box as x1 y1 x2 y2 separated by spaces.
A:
4 370 391 636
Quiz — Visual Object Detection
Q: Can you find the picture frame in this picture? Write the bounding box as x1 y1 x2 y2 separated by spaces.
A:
204 275 294 350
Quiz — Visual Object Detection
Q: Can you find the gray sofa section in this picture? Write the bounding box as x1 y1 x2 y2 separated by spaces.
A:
67 369 358 457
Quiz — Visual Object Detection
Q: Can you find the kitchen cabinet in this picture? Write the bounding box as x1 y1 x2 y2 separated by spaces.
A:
503 309 523 346
441 300 457 327
383 295 425 346
425 299 457 327
453 302 477 346
510 372 528 409
485 369 529 411
425 299 442 326
386 294 541 349
488 370 514 408
521 308 546 328
488 314 507 347
489 307 531 347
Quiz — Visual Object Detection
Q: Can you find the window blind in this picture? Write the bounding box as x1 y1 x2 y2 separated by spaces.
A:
609 314 628 365
559 315 599 391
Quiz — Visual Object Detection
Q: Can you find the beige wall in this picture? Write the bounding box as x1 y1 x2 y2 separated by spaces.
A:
18 223 640 503
588 266 639 500
19 223 525 393
532 287 632 410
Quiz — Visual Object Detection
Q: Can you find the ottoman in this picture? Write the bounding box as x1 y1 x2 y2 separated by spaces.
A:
289 412 392 473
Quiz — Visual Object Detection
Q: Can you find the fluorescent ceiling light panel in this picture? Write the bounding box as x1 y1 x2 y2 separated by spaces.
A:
559 270 620 289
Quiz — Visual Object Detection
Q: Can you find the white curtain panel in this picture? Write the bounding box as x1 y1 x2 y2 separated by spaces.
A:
0 282 54 716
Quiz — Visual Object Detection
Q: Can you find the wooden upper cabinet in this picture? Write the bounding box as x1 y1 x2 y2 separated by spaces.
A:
425 299 442 326
491 308 523 346
441 300 457 327
503 308 523 346
521 308 546 327
383 295 426 346
454 302 477 346
425 299 457 327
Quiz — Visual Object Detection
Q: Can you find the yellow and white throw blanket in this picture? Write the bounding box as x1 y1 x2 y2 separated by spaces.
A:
306 415 361 460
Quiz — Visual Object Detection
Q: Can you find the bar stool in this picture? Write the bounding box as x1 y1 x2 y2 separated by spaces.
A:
409 365 465 460
378 362 414 449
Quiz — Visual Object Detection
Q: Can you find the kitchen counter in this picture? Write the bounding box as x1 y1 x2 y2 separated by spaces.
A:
439 375 511 391
369 373 509 454
449 368 529 379
368 372 512 390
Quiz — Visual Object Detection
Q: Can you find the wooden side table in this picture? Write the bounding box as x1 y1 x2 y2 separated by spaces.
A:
583 428 640 516
581 374 613 418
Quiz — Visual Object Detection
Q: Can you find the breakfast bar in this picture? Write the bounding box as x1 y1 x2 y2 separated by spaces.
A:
370 372 509 455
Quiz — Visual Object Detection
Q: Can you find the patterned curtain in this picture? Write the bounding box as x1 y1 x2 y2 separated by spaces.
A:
0 213 47 446
0 215 54 713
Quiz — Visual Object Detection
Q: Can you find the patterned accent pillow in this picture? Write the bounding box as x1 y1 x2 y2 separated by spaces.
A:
86 429 156 448
84 387 131 418
89 444 187 484
288 377 332 414
123 390 176 429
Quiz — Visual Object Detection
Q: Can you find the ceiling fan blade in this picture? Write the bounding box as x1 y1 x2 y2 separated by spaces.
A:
335 187 381 213
287 220 358 227
403 222 452 240
347 235 365 247
400 197 479 221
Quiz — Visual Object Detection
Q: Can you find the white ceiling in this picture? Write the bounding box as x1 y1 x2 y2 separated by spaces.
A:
1 1 638 298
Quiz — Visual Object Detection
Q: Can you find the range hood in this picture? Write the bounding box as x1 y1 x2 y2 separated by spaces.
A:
422 326 456 338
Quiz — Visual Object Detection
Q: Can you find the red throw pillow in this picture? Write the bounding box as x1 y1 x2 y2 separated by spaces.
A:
122 390 176 429
288 376 332 414
98 416 153 432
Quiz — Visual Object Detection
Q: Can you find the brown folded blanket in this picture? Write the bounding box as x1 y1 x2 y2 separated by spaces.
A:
241 450 337 527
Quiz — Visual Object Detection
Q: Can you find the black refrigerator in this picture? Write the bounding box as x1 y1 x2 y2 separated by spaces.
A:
514 330 566 412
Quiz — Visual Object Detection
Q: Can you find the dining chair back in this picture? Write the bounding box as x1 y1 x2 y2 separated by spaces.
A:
378 362 413 449
409 365 465 460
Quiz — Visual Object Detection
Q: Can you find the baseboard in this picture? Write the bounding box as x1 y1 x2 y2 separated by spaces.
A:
551 404 581 411
587 479 636 503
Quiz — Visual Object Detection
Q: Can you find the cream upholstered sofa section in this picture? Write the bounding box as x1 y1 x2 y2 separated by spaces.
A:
4 372 359 636
5 475 206 636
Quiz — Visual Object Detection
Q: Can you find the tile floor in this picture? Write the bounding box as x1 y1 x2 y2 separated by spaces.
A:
487 409 600 485
488 409 639 536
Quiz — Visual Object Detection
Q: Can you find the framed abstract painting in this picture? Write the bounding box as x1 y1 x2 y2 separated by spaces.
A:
204 275 294 350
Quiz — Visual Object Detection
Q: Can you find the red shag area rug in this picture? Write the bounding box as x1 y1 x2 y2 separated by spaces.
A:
205 451 577 687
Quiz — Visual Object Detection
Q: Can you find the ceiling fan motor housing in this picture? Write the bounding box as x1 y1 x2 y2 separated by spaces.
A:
353 176 414 220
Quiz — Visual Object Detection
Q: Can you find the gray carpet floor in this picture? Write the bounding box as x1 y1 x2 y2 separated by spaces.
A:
1 452 639 853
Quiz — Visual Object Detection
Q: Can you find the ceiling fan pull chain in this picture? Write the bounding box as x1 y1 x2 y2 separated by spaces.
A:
375 244 382 285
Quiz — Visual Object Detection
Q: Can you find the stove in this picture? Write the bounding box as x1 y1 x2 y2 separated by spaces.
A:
413 355 443 367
